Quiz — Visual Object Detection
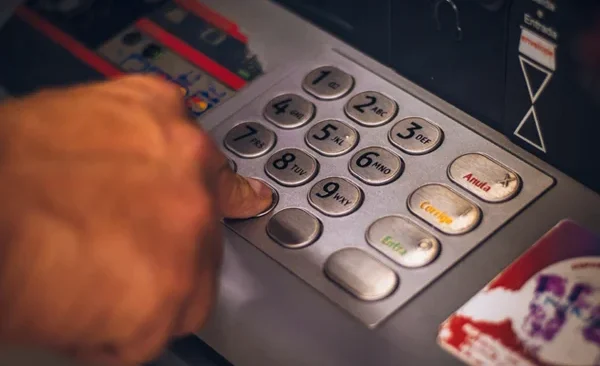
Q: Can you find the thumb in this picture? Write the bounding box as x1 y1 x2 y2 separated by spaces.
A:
217 167 274 219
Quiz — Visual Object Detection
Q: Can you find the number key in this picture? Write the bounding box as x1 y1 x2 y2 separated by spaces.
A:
224 122 276 158
305 120 359 157
389 117 443 155
344 91 398 127
265 148 319 187
308 177 363 217
264 94 315 129
302 66 354 100
349 147 403 185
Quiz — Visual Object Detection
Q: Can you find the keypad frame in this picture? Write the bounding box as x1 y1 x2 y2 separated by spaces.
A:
209 50 554 328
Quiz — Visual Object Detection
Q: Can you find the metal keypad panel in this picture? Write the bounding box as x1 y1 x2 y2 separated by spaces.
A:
389 117 444 155
265 148 319 187
309 177 363 217
344 91 398 127
224 122 276 158
302 66 354 100
349 147 404 186
264 94 315 129
210 50 554 328
305 120 358 157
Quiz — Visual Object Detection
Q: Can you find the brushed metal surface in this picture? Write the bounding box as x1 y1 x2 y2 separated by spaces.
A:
344 91 398 127
266 208 322 249
302 65 354 100
308 177 363 217
448 153 522 203
348 146 404 186
224 122 276 159
324 247 398 301
305 119 359 157
389 117 444 155
408 184 482 235
366 215 440 268
263 93 315 129
264 148 319 187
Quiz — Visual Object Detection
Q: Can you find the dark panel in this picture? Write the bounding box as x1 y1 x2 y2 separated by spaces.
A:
504 1 600 193
25 0 168 48
0 16 103 96
391 0 510 131
272 0 391 64
146 3 263 82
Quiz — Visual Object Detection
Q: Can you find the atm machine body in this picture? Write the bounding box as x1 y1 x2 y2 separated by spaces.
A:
0 1 598 365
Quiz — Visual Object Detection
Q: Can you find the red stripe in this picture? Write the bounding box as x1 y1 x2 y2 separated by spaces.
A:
15 7 123 78
173 0 247 43
136 18 246 91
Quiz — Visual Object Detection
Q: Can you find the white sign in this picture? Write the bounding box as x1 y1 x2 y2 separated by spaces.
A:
519 27 557 71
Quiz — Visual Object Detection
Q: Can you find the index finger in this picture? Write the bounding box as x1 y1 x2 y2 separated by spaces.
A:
172 122 273 219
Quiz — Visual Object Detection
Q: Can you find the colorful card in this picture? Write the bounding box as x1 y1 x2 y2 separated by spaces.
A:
438 219 600 366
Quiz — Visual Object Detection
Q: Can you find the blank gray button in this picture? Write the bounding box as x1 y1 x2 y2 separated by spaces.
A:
308 177 363 217
266 208 322 249
264 93 315 129
408 184 481 235
389 117 443 155
325 248 398 301
302 66 354 100
265 148 319 187
344 91 398 127
305 119 359 157
366 215 440 268
224 122 276 158
349 147 403 185
448 153 521 203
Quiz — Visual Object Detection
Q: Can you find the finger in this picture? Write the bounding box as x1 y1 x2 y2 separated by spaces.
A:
183 130 273 219
217 168 273 219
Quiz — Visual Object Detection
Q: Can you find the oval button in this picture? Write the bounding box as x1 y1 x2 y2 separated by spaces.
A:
266 208 322 249
349 147 403 186
448 153 522 203
408 184 481 235
324 248 398 301
264 93 315 129
366 215 440 268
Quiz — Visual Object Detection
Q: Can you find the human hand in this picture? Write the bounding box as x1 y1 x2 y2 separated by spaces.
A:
0 75 272 365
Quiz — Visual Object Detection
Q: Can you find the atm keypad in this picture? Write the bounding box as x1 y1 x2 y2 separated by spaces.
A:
349 147 404 186
264 94 315 129
265 148 319 187
389 117 444 155
224 122 276 158
214 53 554 328
344 91 398 127
308 177 363 217
302 66 354 100
305 120 358 157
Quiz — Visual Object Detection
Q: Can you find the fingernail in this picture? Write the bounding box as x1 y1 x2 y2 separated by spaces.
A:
247 178 273 199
